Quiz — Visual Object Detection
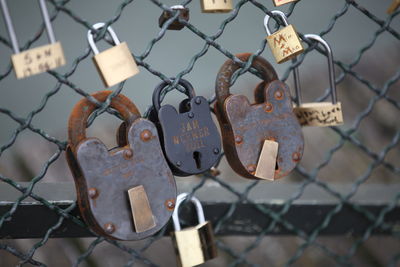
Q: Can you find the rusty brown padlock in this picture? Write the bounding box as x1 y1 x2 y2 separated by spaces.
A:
158 5 189 30
66 91 176 240
215 53 304 180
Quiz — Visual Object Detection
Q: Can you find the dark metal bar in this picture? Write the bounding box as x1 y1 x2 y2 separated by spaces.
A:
0 182 399 238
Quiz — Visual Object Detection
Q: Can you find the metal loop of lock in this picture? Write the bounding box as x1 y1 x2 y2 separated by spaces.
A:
172 193 205 231
152 78 196 113
0 0 66 79
87 22 121 55
150 78 222 177
171 193 217 267
264 10 304 64
87 22 139 88
67 91 176 240
292 34 343 127
158 5 189 30
214 53 304 180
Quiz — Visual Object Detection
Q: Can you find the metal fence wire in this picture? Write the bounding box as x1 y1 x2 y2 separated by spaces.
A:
0 0 399 266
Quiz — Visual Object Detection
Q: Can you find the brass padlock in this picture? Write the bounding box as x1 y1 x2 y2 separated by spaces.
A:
272 0 298 7
264 10 304 64
201 0 233 13
159 5 189 30
87 22 139 88
292 34 343 127
171 193 217 267
0 0 66 79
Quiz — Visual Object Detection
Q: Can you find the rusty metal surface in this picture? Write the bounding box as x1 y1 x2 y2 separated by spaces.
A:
215 53 303 180
158 7 189 30
67 91 176 240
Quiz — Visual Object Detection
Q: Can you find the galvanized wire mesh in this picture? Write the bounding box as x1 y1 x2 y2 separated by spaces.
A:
0 0 399 266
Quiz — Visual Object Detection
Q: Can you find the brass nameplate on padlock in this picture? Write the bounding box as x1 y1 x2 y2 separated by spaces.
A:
11 42 65 79
128 185 156 233
266 25 304 64
93 42 139 87
173 221 217 267
294 102 343 127
201 0 233 13
273 0 298 6
255 140 279 180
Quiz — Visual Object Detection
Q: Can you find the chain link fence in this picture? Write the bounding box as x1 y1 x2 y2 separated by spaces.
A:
0 0 399 266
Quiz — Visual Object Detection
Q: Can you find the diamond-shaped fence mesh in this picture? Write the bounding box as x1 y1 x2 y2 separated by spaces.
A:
0 0 399 266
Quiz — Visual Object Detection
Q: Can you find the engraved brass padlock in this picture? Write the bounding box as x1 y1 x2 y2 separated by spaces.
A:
273 0 298 7
215 53 304 180
171 193 217 267
264 10 304 64
201 0 233 13
87 23 139 88
66 91 176 240
159 5 189 30
292 34 343 127
149 78 222 176
0 0 66 79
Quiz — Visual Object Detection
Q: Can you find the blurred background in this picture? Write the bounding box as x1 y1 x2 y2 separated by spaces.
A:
0 0 399 266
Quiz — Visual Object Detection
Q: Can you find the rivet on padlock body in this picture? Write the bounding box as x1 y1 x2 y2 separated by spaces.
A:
66 91 176 240
87 23 139 88
150 78 222 176
171 193 217 267
292 34 343 127
215 53 304 180
159 5 189 30
0 0 66 79
201 0 233 13
272 0 299 7
264 10 304 64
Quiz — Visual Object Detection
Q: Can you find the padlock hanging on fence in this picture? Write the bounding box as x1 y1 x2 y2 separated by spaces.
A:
66 91 176 240
272 0 299 7
159 5 189 30
214 53 304 180
264 10 304 64
171 193 218 267
201 0 233 13
0 0 66 79
292 34 343 127
149 78 222 177
87 23 139 88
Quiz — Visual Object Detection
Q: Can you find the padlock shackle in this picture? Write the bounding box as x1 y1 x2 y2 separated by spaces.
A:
170 5 185 9
264 10 289 36
152 78 196 113
0 0 56 54
68 91 141 152
87 22 121 55
172 193 205 231
215 53 278 116
293 34 337 105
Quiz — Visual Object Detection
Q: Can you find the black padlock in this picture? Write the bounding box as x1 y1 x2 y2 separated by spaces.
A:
149 78 222 176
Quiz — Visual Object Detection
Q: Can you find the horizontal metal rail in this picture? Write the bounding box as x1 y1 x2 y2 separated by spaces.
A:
0 182 399 238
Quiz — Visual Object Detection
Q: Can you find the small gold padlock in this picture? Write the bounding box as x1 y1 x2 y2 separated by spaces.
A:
201 0 233 13
292 34 343 127
88 23 139 88
264 10 304 64
273 0 298 7
1 0 66 79
171 193 217 267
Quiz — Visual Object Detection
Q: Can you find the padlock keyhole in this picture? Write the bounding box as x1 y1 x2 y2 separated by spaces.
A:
275 161 279 170
193 151 202 169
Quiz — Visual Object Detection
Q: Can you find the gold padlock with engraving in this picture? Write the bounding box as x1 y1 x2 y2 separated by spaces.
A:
171 193 217 267
88 23 139 88
264 10 304 64
201 0 233 13
292 34 343 127
273 0 298 7
1 0 66 79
